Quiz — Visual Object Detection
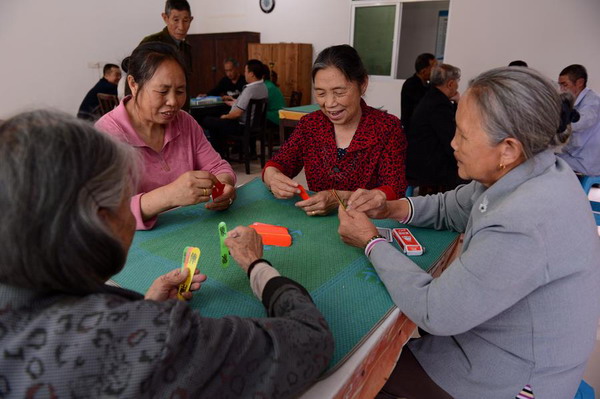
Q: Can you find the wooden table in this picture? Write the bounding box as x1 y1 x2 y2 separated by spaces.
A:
278 104 320 145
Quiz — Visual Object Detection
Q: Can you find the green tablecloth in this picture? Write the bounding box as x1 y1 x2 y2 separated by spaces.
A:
113 179 458 372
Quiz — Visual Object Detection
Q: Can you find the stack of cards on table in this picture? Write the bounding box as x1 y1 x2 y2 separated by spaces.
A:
249 222 292 247
392 228 424 256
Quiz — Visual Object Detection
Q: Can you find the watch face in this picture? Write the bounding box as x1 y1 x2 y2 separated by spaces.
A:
260 0 275 13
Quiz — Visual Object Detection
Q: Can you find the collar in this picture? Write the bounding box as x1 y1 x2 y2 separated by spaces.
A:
312 99 380 152
471 149 558 211
0 282 144 310
244 79 264 88
575 87 591 107
111 96 181 150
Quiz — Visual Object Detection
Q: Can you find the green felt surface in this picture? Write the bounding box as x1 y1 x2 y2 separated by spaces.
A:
281 104 320 113
113 179 458 372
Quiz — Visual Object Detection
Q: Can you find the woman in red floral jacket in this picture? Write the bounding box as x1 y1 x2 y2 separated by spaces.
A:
263 45 407 216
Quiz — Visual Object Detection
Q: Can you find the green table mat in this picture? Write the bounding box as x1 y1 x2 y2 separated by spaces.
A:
113 179 458 372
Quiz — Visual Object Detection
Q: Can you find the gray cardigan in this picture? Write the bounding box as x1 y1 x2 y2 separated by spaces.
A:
370 150 600 398
0 277 333 398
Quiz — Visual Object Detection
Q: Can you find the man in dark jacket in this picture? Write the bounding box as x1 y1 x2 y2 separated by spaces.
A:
401 53 437 132
77 64 121 121
140 0 193 109
406 63 464 195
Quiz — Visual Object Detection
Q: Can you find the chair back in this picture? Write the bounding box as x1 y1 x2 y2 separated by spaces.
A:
97 94 119 115
245 98 268 135
289 91 302 107
580 175 600 195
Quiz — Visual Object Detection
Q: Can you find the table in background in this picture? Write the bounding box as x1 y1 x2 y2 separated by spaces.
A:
278 104 320 145
112 179 459 396
189 102 230 127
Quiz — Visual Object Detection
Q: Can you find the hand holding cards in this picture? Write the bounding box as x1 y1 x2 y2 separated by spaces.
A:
177 246 201 300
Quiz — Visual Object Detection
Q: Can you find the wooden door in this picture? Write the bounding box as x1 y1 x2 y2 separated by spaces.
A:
248 43 313 105
186 35 216 97
186 32 260 97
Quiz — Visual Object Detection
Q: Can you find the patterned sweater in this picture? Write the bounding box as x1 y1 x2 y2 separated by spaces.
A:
0 277 333 398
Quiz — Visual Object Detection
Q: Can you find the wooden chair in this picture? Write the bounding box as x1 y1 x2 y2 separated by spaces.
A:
224 98 268 174
289 91 302 107
97 93 119 115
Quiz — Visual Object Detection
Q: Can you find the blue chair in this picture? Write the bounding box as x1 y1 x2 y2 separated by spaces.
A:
580 175 600 195
574 380 595 399
591 200 600 226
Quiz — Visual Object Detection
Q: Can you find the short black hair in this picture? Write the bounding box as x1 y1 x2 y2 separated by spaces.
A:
312 45 368 87
262 63 271 81
415 53 436 73
223 58 240 67
560 64 588 87
103 63 119 75
246 59 265 79
165 0 191 14
127 42 187 97
508 60 528 67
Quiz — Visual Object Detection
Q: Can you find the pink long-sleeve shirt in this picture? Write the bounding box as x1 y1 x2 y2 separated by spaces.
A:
95 97 236 230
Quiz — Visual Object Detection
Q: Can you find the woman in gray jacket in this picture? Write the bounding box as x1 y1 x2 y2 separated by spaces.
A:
338 67 600 399
0 110 333 398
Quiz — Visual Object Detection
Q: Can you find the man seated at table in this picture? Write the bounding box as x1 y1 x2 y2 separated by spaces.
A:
199 58 247 99
77 64 121 121
202 59 268 156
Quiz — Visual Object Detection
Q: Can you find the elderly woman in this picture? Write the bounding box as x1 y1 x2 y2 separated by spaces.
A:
263 45 407 216
96 42 236 230
338 67 600 399
0 111 333 397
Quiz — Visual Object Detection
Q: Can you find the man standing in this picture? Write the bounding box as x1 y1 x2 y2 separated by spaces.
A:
203 60 268 156
401 53 437 132
77 64 121 121
557 64 600 176
140 0 193 109
406 63 463 195
201 58 247 99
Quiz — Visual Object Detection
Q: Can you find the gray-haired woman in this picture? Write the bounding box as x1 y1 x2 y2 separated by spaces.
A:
338 67 600 398
0 110 333 398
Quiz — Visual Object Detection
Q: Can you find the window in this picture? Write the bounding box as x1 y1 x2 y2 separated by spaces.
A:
351 0 450 78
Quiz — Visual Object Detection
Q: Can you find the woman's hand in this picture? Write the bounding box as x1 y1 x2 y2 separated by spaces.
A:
338 206 379 248
166 170 217 207
263 167 300 199
347 189 390 219
205 183 236 211
145 267 207 301
224 226 264 272
295 190 338 216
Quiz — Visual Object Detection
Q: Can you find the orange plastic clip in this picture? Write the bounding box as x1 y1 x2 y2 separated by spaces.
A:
249 222 292 247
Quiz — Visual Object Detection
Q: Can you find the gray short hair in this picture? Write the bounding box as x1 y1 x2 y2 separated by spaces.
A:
430 63 461 86
0 110 137 293
467 67 572 159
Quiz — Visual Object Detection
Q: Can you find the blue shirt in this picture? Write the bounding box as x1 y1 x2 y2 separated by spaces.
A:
558 87 600 175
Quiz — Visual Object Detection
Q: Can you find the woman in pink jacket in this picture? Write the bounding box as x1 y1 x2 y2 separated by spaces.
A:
96 42 236 230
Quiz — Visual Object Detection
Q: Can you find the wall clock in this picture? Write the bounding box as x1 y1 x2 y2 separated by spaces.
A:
260 0 275 14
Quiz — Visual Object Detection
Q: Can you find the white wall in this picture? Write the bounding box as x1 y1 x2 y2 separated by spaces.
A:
444 0 600 96
2 0 600 121
0 0 166 119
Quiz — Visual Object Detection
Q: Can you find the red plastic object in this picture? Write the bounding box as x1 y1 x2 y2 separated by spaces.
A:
213 180 225 199
297 185 310 200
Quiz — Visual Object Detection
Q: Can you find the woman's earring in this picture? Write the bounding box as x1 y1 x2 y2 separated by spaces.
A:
498 163 506 170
